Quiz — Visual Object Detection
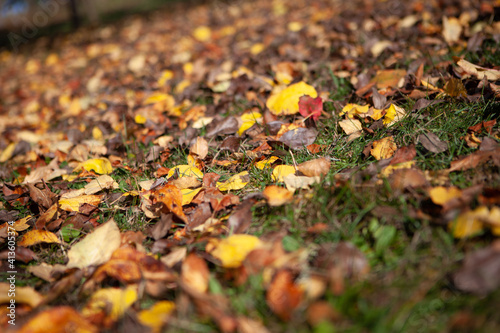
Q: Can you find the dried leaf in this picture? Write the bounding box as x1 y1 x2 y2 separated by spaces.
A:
418 132 448 153
182 253 210 294
19 230 61 246
442 16 462 44
59 195 102 212
297 157 331 177
138 301 176 333
272 165 296 182
371 136 397 160
279 127 318 149
76 158 113 174
216 171 250 191
167 165 203 179
456 58 500 81
190 137 209 159
67 219 121 269
266 270 303 321
18 306 97 333
151 184 187 222
82 286 138 327
0 282 43 308
429 186 463 205
339 118 362 135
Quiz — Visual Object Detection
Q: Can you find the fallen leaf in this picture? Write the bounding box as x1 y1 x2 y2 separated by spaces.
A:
279 127 318 149
67 219 121 269
82 286 138 327
59 194 102 212
18 306 97 333
297 157 331 177
0 283 43 308
266 82 318 116
151 184 187 222
255 156 279 170
263 185 294 206
418 132 448 153
448 206 488 238
272 165 296 182
181 253 210 294
340 104 370 118
383 104 407 126
207 234 262 268
298 95 323 121
429 186 463 205
216 171 250 191
266 270 303 321
442 16 462 44
138 301 176 333
19 230 61 246
76 158 113 175
167 165 203 179
181 187 203 205
190 137 209 159
339 118 362 135
453 240 500 294
284 174 318 191
371 136 397 160
456 58 500 81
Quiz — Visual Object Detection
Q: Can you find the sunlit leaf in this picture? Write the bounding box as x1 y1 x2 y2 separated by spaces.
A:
263 185 294 206
181 187 203 205
207 234 262 268
76 158 113 175
82 286 138 326
371 136 397 160
67 219 121 269
383 104 407 126
19 230 61 246
266 82 318 116
167 165 203 179
429 186 462 205
151 184 187 222
338 118 362 135
138 301 176 333
272 165 296 182
18 306 97 333
216 171 250 191
255 156 279 170
59 194 102 212
193 26 212 42
448 206 488 239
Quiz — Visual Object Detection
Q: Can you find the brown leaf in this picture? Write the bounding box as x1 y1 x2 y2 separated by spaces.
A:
149 213 173 240
35 203 59 229
453 240 500 295
279 128 318 150
181 253 210 294
297 157 331 177
220 136 241 152
190 137 209 159
227 198 255 233
418 132 448 153
27 182 56 209
449 149 500 172
0 246 37 263
18 306 97 333
390 144 416 165
266 269 303 321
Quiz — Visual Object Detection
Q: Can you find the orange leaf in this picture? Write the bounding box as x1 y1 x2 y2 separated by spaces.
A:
18 306 97 333
151 184 187 222
18 230 61 246
266 270 303 321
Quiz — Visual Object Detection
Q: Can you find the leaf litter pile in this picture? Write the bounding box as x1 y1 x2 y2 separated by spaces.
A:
1 0 500 332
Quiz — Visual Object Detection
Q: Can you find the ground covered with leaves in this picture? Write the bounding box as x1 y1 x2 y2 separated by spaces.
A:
1 0 500 332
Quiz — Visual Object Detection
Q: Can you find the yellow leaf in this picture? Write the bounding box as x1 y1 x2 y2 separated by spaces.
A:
19 230 61 246
82 286 138 325
448 206 488 238
238 110 263 136
250 43 265 55
429 186 462 205
138 301 176 333
92 126 103 140
272 165 296 182
1 215 32 232
216 171 250 191
338 118 362 135
263 185 294 206
339 104 370 118
288 21 303 32
135 114 147 124
255 156 279 170
144 93 175 106
379 161 416 178
207 234 262 268
158 70 174 87
371 136 397 160
181 188 203 205
67 219 121 269
18 306 97 333
175 79 191 94
266 81 317 116
76 158 113 175
383 104 407 126
167 165 203 179
0 142 16 163
59 195 102 212
193 26 212 42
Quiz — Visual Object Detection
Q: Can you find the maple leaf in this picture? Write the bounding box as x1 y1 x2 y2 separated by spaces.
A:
298 95 323 121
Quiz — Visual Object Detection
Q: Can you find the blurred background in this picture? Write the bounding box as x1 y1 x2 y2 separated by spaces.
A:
0 0 188 32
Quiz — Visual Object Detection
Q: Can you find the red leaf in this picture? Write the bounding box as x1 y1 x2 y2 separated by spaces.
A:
298 95 322 121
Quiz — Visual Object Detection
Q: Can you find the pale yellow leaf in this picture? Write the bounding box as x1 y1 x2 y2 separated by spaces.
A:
338 118 362 135
67 219 121 269
216 171 250 191
272 165 296 182
59 194 102 212
167 165 203 179
383 104 407 126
